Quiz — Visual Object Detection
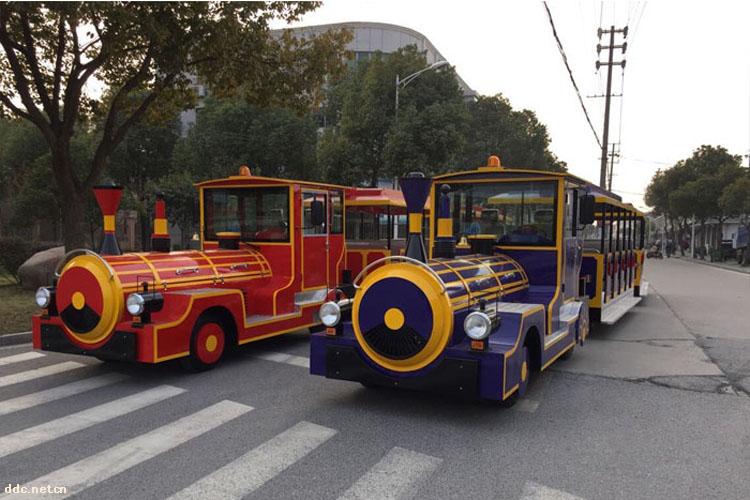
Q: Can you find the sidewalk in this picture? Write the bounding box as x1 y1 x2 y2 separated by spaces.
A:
673 255 750 274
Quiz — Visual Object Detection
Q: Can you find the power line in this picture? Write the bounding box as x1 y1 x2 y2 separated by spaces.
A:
542 1 602 149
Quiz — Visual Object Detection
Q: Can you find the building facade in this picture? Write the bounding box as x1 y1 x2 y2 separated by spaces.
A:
179 21 476 135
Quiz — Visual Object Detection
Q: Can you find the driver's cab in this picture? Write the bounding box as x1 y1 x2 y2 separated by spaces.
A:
430 156 609 338
198 167 346 319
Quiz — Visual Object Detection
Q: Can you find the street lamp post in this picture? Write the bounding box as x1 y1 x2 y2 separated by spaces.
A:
395 60 449 116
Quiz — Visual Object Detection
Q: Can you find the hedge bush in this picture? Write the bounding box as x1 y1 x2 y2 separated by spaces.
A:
0 237 33 283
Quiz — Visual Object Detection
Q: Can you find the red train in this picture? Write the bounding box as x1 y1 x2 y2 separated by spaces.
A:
32 166 346 369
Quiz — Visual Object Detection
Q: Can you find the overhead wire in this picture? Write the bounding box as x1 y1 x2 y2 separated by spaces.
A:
542 1 602 149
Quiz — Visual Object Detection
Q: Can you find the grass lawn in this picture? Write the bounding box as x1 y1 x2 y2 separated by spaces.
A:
0 277 37 335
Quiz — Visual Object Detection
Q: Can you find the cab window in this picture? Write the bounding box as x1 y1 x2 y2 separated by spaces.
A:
303 192 327 235
204 187 289 242
443 181 558 247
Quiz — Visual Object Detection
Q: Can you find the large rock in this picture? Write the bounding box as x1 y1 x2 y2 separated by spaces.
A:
18 246 65 290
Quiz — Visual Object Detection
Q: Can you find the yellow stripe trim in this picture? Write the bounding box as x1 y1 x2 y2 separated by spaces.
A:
408 213 423 233
154 219 167 235
437 218 453 237
103 215 115 232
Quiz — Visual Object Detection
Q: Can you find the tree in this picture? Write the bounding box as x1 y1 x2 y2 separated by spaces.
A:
153 170 197 250
461 95 566 171
0 119 48 237
719 175 750 266
318 46 468 186
174 97 320 182
0 3 350 250
646 145 745 254
108 113 181 250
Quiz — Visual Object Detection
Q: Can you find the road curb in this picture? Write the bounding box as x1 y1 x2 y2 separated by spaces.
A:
676 257 750 275
0 331 32 347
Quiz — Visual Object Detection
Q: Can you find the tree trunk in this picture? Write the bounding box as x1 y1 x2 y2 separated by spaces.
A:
61 192 89 251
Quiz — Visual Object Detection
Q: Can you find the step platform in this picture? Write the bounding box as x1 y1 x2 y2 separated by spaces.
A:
600 288 642 325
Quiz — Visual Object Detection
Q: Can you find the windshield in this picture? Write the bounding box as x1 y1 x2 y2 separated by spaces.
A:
204 187 290 242
440 180 558 247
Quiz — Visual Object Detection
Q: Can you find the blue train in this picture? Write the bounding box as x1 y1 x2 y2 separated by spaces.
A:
310 156 645 404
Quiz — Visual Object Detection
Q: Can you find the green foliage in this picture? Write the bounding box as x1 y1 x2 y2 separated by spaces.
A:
646 145 745 220
0 236 32 282
720 176 750 217
176 97 320 181
319 47 468 186
152 170 198 248
0 2 350 249
462 95 566 171
318 48 564 186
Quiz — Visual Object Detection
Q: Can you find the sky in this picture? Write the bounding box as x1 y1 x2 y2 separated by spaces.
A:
276 0 750 211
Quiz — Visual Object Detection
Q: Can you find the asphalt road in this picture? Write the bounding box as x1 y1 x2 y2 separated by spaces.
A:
0 258 748 500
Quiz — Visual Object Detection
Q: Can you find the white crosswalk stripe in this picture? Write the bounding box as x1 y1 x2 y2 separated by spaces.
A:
253 351 310 368
0 400 253 500
0 361 85 388
338 447 442 500
0 384 185 458
0 373 129 417
520 481 586 500
170 421 336 499
0 351 45 366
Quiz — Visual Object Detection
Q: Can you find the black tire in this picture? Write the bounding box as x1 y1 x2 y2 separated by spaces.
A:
180 315 228 372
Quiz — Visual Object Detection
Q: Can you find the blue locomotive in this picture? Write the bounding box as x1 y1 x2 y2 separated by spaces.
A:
310 156 645 403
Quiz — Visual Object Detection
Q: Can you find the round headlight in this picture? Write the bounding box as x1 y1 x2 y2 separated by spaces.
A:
464 311 492 340
126 293 145 316
319 301 341 327
35 287 51 308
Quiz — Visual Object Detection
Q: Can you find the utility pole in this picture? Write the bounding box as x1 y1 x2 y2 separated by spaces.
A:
596 25 627 189
607 142 619 191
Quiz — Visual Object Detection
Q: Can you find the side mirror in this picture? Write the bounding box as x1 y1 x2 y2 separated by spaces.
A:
310 199 325 227
579 195 596 225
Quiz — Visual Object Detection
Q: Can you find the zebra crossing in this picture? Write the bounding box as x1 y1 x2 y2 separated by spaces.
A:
0 348 446 500
0 347 559 500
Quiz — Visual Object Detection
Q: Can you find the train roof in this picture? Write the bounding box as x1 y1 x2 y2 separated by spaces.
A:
345 187 430 212
195 166 348 190
434 156 644 217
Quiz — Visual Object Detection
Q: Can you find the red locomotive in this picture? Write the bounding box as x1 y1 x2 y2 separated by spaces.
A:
32 166 346 369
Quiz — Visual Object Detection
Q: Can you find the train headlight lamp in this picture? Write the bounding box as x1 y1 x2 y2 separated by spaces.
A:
319 301 341 327
464 311 492 340
126 293 145 316
35 287 52 308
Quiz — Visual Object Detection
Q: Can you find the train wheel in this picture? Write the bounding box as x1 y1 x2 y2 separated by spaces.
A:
182 316 226 372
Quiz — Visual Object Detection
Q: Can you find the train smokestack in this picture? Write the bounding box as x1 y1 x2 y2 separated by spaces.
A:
433 184 455 258
398 172 431 263
92 184 123 255
151 193 171 252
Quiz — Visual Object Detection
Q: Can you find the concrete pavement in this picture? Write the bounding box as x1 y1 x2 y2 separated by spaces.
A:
0 259 748 499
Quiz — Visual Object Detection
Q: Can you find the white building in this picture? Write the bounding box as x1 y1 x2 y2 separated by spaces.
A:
179 21 476 135
285 22 477 99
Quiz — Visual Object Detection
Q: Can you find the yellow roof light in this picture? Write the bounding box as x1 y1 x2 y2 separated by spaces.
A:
479 155 503 171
